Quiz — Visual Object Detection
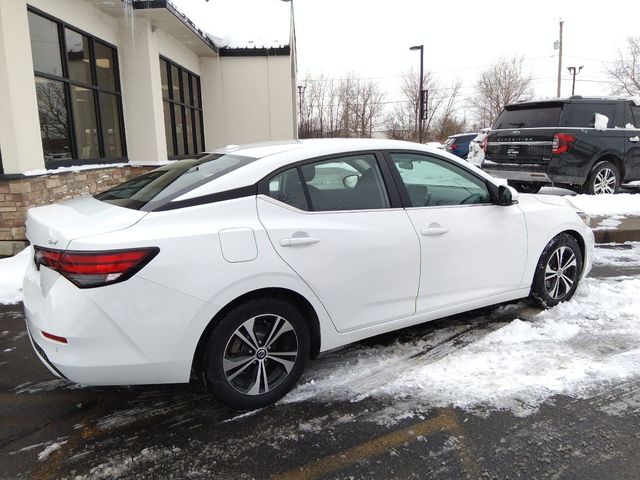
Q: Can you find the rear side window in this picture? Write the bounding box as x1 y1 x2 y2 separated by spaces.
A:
267 154 390 211
631 106 640 128
95 153 256 210
493 105 562 129
562 103 617 128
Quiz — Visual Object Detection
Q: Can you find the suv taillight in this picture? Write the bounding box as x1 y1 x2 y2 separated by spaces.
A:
447 144 459 150
552 133 576 154
480 137 488 151
34 246 159 288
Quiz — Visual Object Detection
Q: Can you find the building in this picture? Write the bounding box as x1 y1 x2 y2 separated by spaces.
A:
0 0 298 255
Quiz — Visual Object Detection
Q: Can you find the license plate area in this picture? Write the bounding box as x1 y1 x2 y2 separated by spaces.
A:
506 145 520 158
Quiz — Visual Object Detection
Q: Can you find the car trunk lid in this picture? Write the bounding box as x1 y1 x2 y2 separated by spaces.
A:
26 196 148 250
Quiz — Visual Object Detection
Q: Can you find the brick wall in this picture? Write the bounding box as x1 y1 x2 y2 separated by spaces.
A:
0 165 152 256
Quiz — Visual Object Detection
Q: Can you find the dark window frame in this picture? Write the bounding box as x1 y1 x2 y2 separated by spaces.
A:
381 150 498 208
160 56 205 159
260 151 401 212
27 6 127 167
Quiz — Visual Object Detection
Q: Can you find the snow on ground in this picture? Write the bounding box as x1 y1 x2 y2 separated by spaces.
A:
37 440 67 461
22 163 128 177
0 247 31 305
567 194 640 216
286 276 640 417
593 242 640 267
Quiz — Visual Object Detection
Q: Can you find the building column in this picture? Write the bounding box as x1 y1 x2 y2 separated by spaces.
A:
0 0 45 174
117 16 167 165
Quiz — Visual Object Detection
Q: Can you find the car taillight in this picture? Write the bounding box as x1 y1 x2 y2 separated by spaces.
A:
447 144 459 150
552 133 576 154
34 246 159 288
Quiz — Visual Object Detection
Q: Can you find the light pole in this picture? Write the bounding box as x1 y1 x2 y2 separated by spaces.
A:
410 44 424 143
567 65 583 95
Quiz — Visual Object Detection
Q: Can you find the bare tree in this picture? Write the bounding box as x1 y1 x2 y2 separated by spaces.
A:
298 73 384 138
468 56 533 127
384 69 463 142
607 37 640 96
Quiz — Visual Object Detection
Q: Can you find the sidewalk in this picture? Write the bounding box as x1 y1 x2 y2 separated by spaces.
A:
588 215 640 244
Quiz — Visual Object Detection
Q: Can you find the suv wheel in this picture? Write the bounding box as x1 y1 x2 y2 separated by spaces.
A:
508 182 541 194
203 298 310 410
583 161 620 195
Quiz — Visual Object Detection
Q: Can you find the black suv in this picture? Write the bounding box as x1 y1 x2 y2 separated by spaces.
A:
482 97 640 194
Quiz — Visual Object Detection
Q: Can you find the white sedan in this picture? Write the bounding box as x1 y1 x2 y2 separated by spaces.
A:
23 139 593 409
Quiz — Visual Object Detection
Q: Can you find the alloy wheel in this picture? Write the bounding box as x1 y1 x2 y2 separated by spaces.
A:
544 246 578 300
593 168 617 194
223 314 298 396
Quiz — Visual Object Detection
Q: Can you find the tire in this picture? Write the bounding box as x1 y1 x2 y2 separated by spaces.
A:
529 233 583 308
582 161 620 195
508 181 541 194
203 297 310 410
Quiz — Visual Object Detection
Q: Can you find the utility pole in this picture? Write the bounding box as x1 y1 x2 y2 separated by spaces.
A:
410 44 424 143
567 66 583 95
556 19 564 98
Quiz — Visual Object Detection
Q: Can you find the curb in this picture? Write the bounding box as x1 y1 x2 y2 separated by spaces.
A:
588 216 640 244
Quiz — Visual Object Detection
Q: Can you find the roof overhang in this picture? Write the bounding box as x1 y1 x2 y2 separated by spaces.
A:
89 0 218 56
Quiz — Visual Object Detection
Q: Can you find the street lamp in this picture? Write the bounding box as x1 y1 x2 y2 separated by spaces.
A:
410 45 424 143
567 65 583 96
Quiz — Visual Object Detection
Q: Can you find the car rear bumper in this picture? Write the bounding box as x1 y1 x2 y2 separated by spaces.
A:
23 254 204 386
483 160 585 185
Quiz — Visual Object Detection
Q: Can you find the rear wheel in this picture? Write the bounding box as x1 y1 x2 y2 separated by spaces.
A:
508 181 541 194
583 161 620 195
529 234 583 308
203 298 310 410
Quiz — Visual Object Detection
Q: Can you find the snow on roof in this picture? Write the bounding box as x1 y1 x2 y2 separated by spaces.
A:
169 0 291 50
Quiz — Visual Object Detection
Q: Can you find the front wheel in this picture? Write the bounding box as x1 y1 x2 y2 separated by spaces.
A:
583 161 620 194
529 233 583 308
203 298 310 410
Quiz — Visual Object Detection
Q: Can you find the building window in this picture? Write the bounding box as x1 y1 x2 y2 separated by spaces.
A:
160 57 205 158
27 9 126 167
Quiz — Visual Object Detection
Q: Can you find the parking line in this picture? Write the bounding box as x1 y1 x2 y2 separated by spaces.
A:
273 409 479 480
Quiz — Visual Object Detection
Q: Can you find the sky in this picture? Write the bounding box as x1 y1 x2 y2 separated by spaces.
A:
173 0 638 119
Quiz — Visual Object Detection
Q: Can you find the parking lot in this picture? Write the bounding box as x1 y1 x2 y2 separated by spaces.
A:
2 252 640 479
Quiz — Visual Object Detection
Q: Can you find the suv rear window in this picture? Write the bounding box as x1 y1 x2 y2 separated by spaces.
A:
95 153 257 211
562 103 617 128
493 105 562 129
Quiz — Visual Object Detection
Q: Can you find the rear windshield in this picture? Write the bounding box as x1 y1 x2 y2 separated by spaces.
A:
493 104 563 129
95 153 257 211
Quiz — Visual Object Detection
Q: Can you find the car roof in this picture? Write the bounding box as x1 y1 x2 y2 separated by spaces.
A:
174 138 497 202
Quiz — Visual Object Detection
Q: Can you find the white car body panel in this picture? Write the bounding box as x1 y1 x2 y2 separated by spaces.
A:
257 196 420 332
22 138 594 388
405 203 528 313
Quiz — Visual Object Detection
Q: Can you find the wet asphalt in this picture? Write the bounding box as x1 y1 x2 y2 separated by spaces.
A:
1 261 639 479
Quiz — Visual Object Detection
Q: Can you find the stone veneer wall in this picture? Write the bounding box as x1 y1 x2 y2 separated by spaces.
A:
0 166 152 256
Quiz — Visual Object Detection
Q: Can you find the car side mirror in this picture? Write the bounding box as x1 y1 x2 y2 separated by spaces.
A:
497 185 518 206
343 174 359 189
398 161 413 170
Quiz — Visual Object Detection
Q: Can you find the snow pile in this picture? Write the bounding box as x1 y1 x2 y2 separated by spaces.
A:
567 194 640 216
171 0 290 49
593 242 640 267
287 277 640 416
0 247 31 305
594 113 609 131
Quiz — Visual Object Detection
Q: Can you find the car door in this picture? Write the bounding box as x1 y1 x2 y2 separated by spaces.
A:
386 151 528 314
624 104 640 180
257 152 420 333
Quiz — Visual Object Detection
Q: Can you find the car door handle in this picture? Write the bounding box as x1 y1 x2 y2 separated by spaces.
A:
629 136 640 143
421 227 449 236
279 237 320 247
